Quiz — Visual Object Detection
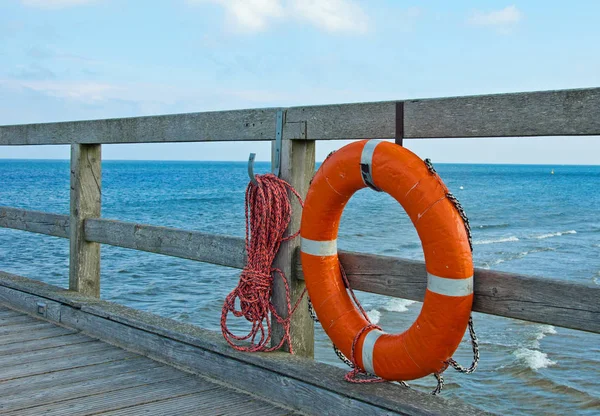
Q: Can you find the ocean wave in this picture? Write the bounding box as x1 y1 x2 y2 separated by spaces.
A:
473 236 519 245
531 325 557 348
479 247 556 269
476 223 510 230
513 348 557 370
532 230 577 239
366 309 381 325
383 299 416 312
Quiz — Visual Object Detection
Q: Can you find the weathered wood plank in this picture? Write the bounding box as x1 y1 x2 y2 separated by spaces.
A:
404 87 600 138
0 207 69 238
0 357 158 397
0 107 282 145
0 326 76 346
0 314 38 326
96 389 291 416
58 305 484 416
6 376 220 416
0 333 94 356
334 251 600 334
1 88 598 145
0 365 188 413
271 138 315 357
84 218 246 269
0 348 136 381
0 321 57 336
70 144 101 297
0 308 22 318
0 277 487 414
0 340 111 367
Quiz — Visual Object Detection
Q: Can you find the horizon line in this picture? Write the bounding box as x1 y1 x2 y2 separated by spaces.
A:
0 158 598 167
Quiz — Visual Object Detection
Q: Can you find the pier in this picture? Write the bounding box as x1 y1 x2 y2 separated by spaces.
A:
1 87 599 415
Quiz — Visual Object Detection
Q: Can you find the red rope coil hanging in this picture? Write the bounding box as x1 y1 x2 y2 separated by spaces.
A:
221 173 305 353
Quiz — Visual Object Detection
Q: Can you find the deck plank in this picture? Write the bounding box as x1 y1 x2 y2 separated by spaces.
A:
0 307 295 415
5 376 221 416
1 365 188 413
0 340 114 366
0 320 57 335
0 333 95 356
0 348 137 381
0 357 159 397
95 389 295 416
0 314 38 326
0 326 76 345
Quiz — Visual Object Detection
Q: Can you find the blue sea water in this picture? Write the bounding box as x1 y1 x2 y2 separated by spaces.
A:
0 159 599 415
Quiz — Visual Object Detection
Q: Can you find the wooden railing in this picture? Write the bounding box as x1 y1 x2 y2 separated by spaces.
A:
1 87 599 361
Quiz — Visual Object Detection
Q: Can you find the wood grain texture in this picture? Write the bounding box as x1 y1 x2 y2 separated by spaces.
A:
84 218 246 268
0 357 159 397
4 376 219 416
0 276 485 415
69 144 101 297
1 365 187 413
0 107 280 145
404 87 600 138
334 251 600 334
2 88 598 145
271 138 315 357
0 333 94 356
0 348 136 381
0 207 69 238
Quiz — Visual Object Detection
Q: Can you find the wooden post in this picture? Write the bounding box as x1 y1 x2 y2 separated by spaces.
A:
271 136 316 357
69 144 101 297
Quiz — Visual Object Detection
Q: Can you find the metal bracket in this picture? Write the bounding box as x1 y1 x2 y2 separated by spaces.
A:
272 109 284 178
395 101 404 146
247 109 285 185
37 302 47 317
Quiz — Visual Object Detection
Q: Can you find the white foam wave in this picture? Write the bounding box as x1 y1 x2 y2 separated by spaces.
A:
383 299 416 313
513 348 556 370
366 309 381 325
531 325 557 347
473 236 519 245
533 230 577 239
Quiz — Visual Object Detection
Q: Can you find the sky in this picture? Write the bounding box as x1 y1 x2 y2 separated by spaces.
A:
0 0 599 164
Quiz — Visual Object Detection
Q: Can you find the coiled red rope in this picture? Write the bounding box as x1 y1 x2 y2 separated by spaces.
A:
221 173 305 353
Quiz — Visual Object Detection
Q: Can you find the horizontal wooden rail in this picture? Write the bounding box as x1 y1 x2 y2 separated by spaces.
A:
1 88 599 146
84 218 246 269
1 207 598 333
0 207 69 238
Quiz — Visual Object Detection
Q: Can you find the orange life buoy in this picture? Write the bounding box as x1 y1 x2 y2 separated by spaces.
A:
300 140 473 381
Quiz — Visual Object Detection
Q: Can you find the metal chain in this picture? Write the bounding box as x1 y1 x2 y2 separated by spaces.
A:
447 315 480 374
446 192 473 252
308 298 319 323
431 373 444 395
424 158 480 389
424 158 437 175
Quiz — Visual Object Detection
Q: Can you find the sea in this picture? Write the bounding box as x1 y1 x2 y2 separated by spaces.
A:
0 159 598 415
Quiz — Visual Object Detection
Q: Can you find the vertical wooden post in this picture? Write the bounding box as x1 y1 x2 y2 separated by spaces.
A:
271 136 316 357
70 144 101 297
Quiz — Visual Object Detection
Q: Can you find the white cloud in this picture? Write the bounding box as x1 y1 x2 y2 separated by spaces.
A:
20 0 97 8
189 0 368 34
189 0 284 32
291 0 368 33
468 5 523 30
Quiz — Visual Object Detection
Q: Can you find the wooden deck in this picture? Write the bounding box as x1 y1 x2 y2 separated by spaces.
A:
0 306 296 416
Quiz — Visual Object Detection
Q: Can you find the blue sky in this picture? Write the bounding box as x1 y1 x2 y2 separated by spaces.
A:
1 0 599 163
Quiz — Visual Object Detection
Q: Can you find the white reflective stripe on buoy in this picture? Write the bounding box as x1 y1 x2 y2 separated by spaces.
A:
300 237 338 257
427 273 473 297
360 140 382 189
362 329 385 375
